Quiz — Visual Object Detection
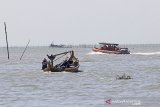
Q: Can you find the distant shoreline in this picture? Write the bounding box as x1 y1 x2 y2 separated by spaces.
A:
0 44 160 48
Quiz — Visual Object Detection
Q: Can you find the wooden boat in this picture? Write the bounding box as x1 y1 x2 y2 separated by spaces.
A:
92 43 130 54
42 50 80 72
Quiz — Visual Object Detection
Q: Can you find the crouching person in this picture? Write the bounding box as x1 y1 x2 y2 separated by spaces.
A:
42 58 48 70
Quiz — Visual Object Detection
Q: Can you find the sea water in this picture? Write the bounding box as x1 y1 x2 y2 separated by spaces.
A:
0 44 160 107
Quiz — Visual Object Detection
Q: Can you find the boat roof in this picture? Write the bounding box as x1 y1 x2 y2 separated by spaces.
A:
99 42 119 46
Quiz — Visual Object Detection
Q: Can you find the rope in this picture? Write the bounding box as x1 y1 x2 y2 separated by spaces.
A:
53 53 68 62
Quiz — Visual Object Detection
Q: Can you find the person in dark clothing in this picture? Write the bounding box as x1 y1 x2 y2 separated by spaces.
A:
61 60 69 67
42 58 48 70
47 54 56 66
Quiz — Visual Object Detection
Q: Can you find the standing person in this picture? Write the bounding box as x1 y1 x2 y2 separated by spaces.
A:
47 54 55 66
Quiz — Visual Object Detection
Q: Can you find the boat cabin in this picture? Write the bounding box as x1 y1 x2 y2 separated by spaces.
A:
98 43 120 51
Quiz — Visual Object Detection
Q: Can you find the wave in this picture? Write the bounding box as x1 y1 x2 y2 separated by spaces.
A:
88 51 106 55
132 52 160 55
88 51 160 56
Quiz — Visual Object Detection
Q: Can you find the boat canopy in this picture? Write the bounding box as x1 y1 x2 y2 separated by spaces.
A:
99 42 119 46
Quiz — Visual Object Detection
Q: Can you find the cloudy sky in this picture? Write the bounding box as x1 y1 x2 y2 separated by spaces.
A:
0 0 160 46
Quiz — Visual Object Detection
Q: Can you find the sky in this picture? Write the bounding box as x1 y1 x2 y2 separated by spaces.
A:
0 0 160 46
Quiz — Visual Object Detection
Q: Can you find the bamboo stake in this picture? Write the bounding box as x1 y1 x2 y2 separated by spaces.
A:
4 22 10 60
20 40 30 60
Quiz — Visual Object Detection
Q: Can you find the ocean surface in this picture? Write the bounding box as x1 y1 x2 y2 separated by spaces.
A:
0 44 160 107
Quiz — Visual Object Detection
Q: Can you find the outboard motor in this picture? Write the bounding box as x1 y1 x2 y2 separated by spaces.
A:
120 48 130 54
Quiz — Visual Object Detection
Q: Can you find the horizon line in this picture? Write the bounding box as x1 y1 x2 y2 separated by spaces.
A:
0 43 160 47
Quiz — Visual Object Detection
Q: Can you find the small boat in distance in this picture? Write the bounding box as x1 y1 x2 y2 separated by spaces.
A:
49 42 64 48
116 73 132 80
92 42 130 54
42 50 80 72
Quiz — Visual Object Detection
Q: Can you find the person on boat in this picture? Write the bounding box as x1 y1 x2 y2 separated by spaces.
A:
47 54 56 66
54 59 69 71
59 57 70 68
42 58 48 70
61 60 69 67
56 56 73 69
47 54 55 60
103 45 107 50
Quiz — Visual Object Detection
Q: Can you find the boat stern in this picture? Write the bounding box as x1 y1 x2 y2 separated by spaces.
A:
119 48 130 54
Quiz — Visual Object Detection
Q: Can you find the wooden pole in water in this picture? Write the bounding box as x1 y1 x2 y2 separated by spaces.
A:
4 22 10 60
20 40 30 60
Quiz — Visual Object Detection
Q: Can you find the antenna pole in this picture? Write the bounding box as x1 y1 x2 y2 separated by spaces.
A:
4 22 10 60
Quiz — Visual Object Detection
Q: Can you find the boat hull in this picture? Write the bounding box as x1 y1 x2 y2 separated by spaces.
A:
48 65 80 72
64 65 80 72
